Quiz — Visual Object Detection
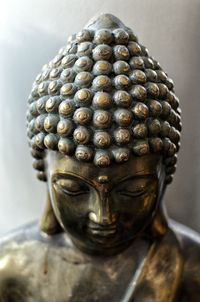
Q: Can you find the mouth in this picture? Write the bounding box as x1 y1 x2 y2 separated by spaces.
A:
88 228 117 237
87 222 117 238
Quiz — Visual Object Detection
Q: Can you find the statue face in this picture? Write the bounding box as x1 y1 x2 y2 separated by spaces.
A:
46 151 165 255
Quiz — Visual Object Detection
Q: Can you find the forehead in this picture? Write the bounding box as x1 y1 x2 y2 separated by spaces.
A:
46 151 162 183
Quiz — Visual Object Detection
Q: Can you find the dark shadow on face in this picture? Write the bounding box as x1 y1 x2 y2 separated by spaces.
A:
45 151 165 255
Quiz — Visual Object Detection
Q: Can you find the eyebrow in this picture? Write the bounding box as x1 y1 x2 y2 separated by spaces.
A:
114 173 157 184
52 172 157 188
52 172 94 186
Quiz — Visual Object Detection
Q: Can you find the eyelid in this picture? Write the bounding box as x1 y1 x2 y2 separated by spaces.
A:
52 173 94 187
55 179 81 189
54 184 88 196
116 177 151 188
115 177 154 196
54 178 89 196
118 187 148 197
58 189 87 196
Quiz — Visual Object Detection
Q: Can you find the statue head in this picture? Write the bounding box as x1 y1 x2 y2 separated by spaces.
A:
26 14 181 255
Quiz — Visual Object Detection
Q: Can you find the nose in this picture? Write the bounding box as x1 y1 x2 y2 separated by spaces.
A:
89 191 117 226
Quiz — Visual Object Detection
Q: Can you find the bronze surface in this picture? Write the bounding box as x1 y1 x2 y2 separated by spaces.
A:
0 13 199 302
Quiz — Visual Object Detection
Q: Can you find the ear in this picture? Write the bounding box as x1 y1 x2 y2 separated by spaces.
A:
150 203 168 239
40 190 62 235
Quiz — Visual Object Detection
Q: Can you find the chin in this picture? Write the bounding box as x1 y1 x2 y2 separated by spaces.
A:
73 231 137 256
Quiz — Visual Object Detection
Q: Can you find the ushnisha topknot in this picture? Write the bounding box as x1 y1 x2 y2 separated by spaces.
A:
27 13 181 183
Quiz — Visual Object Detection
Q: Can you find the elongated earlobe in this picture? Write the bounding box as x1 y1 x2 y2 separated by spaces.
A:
40 190 62 235
150 204 168 238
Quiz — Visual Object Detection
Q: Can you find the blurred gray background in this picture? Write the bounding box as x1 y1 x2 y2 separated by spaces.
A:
0 0 199 235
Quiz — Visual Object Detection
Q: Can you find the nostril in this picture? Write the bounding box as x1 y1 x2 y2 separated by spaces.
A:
88 211 118 227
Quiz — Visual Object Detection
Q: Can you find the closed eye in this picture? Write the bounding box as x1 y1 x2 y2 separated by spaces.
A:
57 187 88 196
117 187 148 197
54 179 89 196
115 176 155 198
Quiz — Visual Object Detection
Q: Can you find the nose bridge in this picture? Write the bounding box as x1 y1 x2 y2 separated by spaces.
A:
90 188 116 225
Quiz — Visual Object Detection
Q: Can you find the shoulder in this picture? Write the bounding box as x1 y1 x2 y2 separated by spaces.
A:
0 222 87 301
170 221 200 301
0 222 68 278
0 221 42 246
170 220 200 258
0 222 46 269
0 222 47 299
0 221 73 249
0 222 74 275
0 221 77 260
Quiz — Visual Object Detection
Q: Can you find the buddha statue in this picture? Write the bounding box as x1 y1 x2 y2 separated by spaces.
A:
0 13 199 302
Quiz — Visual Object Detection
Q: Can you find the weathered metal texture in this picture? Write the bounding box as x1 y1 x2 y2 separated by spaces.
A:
0 13 199 302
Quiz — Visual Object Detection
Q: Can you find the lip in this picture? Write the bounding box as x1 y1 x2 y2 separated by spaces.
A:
88 228 117 236
87 220 118 238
